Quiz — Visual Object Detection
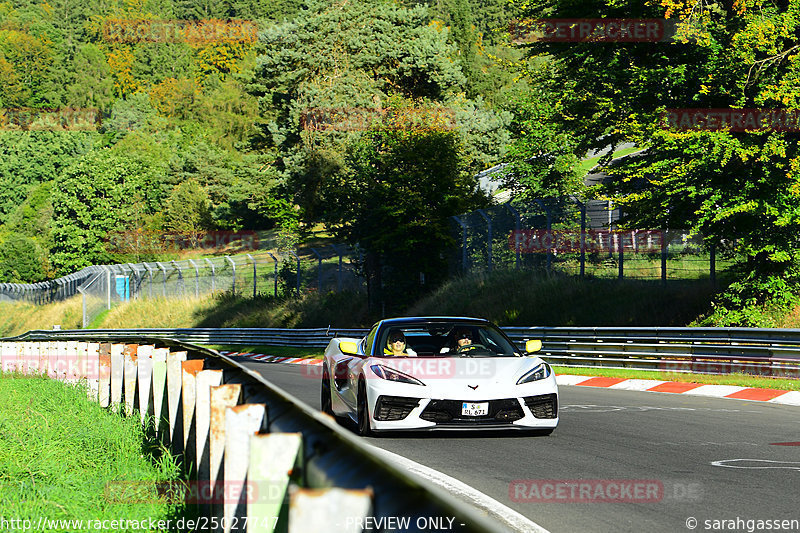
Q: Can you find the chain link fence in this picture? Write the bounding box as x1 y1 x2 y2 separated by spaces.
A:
0 247 364 327
451 199 736 282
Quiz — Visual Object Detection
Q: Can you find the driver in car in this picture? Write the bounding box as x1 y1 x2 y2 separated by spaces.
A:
440 328 474 353
384 330 417 357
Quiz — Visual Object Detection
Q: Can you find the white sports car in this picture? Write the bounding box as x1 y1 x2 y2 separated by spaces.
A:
320 317 558 435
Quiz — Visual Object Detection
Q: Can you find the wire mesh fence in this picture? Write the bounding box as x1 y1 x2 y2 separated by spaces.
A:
0 247 365 328
451 199 736 282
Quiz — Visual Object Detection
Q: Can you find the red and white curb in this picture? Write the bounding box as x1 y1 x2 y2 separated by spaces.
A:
223 352 799 406
556 375 800 406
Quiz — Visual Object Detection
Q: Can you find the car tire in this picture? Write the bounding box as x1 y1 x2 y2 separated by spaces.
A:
321 364 333 415
357 380 373 437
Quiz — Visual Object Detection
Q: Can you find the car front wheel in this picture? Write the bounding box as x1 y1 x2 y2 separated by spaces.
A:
357 380 373 437
321 365 333 415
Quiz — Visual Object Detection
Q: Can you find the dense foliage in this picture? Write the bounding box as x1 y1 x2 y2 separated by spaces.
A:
508 0 800 325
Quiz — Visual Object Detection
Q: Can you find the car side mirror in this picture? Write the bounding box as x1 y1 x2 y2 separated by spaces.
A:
339 341 358 355
525 339 542 353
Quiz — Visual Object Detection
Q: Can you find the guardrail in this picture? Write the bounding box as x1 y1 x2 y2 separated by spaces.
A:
0 335 508 533
13 326 800 379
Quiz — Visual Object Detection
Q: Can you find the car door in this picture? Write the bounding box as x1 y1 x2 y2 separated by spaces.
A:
341 324 378 410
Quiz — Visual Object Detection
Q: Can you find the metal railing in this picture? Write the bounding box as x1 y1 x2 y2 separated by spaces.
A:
0 336 510 533
15 326 800 379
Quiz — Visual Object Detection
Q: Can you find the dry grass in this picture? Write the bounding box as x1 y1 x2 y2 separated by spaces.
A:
0 297 83 337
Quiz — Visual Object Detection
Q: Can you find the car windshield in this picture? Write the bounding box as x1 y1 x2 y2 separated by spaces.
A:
377 322 519 357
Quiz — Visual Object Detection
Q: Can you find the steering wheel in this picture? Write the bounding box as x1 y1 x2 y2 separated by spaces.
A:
456 343 489 355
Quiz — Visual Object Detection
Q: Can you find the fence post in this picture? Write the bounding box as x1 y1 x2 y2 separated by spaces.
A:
246 254 257 298
330 245 343 292
618 209 624 280
534 200 552 273
157 262 168 298
225 256 236 294
310 247 323 291
661 228 668 286
105 266 112 310
710 242 716 287
267 252 278 296
579 201 586 278
188 260 200 298
78 286 87 328
171 261 184 298
205 258 216 293
476 209 493 273
289 251 301 297
143 264 153 298
451 215 468 273
505 202 521 270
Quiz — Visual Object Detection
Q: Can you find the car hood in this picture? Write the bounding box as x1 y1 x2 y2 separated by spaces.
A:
368 355 549 396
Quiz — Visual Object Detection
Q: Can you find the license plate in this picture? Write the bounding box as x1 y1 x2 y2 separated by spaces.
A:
462 402 488 416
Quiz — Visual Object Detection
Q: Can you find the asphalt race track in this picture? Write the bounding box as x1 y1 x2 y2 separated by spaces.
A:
240 359 799 533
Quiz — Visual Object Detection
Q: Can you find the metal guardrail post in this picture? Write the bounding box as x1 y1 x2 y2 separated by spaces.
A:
310 248 323 291
204 258 215 293
246 254 257 298
267 252 278 296
225 256 236 294
476 209 492 273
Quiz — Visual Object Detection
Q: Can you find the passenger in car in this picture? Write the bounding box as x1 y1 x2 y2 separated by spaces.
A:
440 327 473 353
384 330 417 357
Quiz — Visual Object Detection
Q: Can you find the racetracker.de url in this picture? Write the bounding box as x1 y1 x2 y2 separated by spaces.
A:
0 516 278 531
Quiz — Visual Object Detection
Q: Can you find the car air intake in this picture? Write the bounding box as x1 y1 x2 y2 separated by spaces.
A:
420 399 525 424
374 396 420 421
524 394 558 419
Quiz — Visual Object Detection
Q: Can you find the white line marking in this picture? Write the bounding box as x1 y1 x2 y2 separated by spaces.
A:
711 459 800 471
370 446 550 533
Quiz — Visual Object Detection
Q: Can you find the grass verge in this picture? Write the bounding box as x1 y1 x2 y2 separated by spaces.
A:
0 374 186 523
209 345 324 359
551 366 800 391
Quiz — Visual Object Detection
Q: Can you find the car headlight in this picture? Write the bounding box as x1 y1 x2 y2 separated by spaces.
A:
370 365 426 386
516 362 551 385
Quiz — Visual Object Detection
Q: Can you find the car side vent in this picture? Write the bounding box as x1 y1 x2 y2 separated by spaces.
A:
524 394 558 419
375 396 420 421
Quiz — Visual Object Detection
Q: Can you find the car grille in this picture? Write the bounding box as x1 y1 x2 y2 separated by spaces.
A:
523 394 558 419
420 399 524 425
374 396 420 421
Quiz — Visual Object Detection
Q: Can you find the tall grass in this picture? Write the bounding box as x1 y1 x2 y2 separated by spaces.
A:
0 374 184 523
0 297 83 337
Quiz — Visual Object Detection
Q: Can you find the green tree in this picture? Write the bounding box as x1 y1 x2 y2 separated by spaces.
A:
512 0 800 324
320 128 488 310
50 146 166 273
163 178 214 241
0 234 45 283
